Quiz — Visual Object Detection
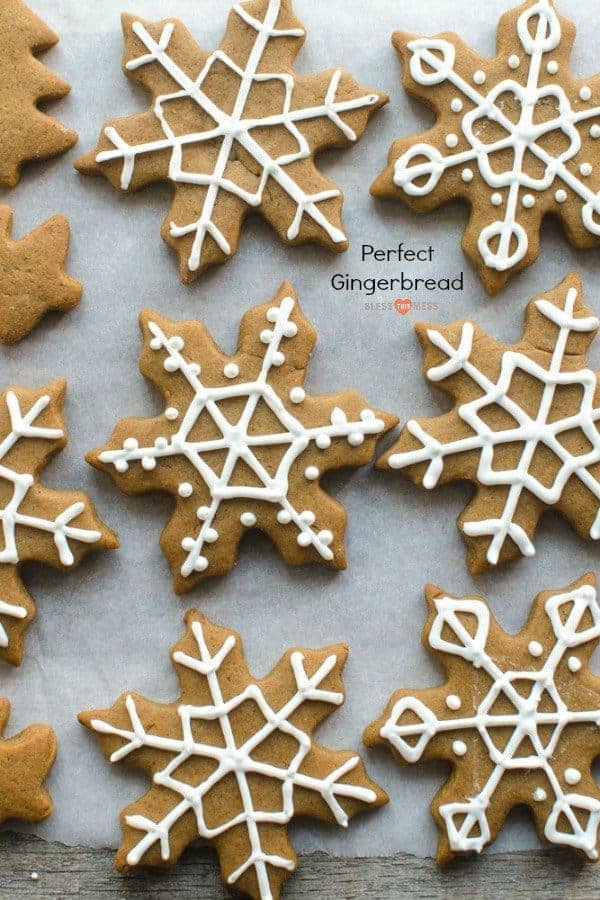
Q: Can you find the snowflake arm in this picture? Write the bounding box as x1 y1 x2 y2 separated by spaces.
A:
88 282 396 591
379 272 600 573
365 576 600 864
373 0 600 294
76 0 386 281
0 381 117 665
80 610 386 900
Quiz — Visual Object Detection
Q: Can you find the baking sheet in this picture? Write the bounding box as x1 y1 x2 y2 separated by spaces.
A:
2 0 600 860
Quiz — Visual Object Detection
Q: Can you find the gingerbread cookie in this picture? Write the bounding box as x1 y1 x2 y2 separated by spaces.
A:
365 575 600 863
372 0 600 294
0 0 77 188
76 0 387 282
0 380 117 665
0 699 56 828
0 207 82 345
87 282 396 592
379 272 600 573
80 609 387 899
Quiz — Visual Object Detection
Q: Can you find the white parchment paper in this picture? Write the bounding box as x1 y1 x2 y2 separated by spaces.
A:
2 0 600 860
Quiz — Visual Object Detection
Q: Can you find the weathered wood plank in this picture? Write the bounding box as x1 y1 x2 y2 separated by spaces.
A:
0 832 598 898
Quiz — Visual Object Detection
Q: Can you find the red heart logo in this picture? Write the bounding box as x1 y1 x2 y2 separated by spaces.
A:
394 297 412 316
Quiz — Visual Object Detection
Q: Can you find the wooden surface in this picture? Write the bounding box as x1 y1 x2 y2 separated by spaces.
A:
1 832 599 898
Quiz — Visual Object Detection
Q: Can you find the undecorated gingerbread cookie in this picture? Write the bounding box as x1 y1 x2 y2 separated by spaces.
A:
80 609 387 899
373 0 600 294
0 699 56 829
88 282 396 591
0 380 117 665
0 0 77 187
379 272 600 574
76 0 387 281
0 207 82 345
365 574 600 863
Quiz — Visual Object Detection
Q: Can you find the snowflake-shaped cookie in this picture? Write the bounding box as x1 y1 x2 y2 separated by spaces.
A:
366 575 600 863
0 207 82 345
0 381 117 665
88 282 396 591
81 610 387 900
373 0 600 294
0 0 77 188
77 0 386 282
379 272 600 573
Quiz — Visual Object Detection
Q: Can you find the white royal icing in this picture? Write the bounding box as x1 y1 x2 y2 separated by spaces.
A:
393 0 600 272
379 584 600 858
99 296 386 577
89 618 377 900
0 391 102 647
95 0 380 271
389 283 600 566
0 389 102 573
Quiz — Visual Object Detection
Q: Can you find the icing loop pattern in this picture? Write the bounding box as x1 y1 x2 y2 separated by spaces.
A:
366 578 600 862
89 285 394 589
79 0 385 279
81 612 385 900
375 0 600 292
380 273 600 572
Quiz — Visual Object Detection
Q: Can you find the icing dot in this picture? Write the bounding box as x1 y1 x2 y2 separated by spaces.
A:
272 351 285 366
168 336 184 351
223 363 239 379
197 505 210 520
164 358 178 373
305 465 319 480
580 163 593 177
115 459 129 473
289 387 305 404
155 436 168 450
348 431 365 447
141 456 156 471
491 192 503 206
297 532 313 547
522 194 535 208
445 133 459 148
446 694 461 710
452 740 467 756
533 787 547 802
260 329 273 344
462 168 474 182
188 363 200 376
123 437 138 451
546 60 559 74
266 307 280 322
240 512 256 527
165 407 179 420
565 768 581 785
204 528 218 543
194 556 208 572
149 337 161 351
555 189 567 203
591 124 600 139
300 510 315 525
568 655 582 672
316 434 332 449
277 509 292 524
473 70 486 85
178 482 193 498
317 529 333 546
580 86 592 101
528 640 543 657
508 54 520 69
283 321 298 338
451 98 463 113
